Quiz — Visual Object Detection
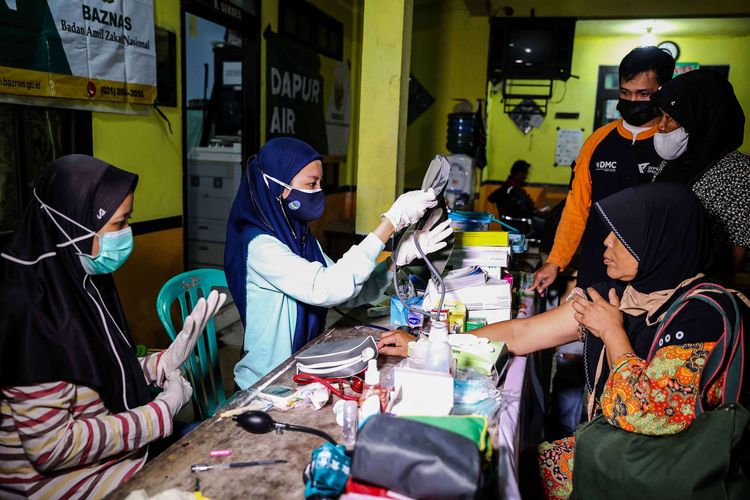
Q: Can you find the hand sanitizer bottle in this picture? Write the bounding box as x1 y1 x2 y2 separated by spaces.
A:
425 321 452 373
359 359 387 421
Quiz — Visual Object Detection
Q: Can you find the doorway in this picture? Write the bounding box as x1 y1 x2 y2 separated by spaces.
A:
181 0 260 270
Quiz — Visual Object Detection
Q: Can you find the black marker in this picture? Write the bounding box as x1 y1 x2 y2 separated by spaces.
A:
191 459 287 472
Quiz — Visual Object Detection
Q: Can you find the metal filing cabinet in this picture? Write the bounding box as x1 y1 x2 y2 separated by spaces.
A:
187 143 242 269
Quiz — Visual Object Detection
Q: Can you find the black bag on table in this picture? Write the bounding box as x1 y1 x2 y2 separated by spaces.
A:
350 414 494 499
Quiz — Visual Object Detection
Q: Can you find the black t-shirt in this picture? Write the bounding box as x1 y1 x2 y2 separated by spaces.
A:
488 184 535 219
577 126 664 287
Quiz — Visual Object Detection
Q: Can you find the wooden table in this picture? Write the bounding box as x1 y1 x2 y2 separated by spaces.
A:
110 321 401 499
111 319 541 499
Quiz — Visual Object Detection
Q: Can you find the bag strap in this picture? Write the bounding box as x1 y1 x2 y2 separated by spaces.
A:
646 283 744 417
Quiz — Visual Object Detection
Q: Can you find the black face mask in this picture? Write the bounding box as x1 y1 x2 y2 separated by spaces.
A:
617 99 661 127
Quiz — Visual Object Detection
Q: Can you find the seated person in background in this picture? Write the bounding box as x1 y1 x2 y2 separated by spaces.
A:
487 159 536 220
0 156 223 498
225 138 453 390
651 68 749 281
378 182 749 498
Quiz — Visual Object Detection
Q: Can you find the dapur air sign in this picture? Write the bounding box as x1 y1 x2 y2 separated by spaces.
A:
0 0 156 107
266 29 328 154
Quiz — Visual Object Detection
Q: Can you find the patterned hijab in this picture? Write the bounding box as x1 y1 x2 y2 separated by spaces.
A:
651 69 745 185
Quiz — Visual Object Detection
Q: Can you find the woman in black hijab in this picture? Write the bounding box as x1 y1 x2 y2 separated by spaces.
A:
650 69 749 278
379 182 749 498
0 155 221 498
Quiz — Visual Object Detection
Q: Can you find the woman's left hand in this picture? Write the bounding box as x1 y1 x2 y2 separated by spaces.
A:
377 330 413 357
157 290 227 385
571 287 625 341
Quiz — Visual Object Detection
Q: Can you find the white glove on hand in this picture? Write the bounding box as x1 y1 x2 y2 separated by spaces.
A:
157 289 227 386
395 216 453 266
155 370 193 416
382 188 438 232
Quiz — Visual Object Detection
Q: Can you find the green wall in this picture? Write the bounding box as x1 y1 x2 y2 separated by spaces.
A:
486 33 750 185
405 0 489 189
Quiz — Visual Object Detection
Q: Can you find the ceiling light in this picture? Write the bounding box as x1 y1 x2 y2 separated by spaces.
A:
640 26 657 46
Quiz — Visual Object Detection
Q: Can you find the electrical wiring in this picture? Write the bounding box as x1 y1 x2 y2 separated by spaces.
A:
391 212 447 322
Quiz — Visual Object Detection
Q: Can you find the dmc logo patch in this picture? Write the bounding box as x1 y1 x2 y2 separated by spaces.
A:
638 162 650 174
96 208 107 220
595 161 617 172
288 200 301 210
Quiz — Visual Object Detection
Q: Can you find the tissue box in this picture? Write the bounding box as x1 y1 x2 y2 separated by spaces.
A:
390 366 454 416
453 341 508 376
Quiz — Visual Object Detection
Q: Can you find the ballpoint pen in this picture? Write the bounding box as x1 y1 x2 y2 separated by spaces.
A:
191 459 287 472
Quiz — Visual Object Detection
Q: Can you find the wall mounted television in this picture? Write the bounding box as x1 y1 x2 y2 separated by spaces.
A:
488 17 576 83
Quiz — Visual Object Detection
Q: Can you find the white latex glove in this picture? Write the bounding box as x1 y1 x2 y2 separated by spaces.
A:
155 370 193 417
157 289 227 385
382 188 438 232
395 215 453 266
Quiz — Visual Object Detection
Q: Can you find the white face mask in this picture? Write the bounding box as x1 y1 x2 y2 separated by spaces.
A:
654 127 689 160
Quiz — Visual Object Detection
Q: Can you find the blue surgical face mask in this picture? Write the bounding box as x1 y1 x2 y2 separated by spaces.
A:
264 173 325 223
79 227 134 275
32 189 134 275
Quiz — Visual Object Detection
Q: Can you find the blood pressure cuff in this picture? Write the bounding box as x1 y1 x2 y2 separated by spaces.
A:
350 414 489 499
295 335 377 378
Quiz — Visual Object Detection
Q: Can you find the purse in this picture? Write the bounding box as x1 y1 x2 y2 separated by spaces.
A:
295 335 377 378
571 284 750 500
349 414 492 500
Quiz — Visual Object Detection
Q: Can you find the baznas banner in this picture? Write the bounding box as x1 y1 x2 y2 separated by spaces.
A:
0 0 156 105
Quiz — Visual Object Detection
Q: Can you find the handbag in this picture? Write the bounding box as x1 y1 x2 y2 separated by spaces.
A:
349 414 492 499
571 284 750 499
295 335 377 378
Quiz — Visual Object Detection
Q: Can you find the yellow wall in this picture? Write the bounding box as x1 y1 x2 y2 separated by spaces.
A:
405 0 489 188
463 0 750 18
93 0 183 221
92 0 184 346
114 228 184 349
486 33 750 184
260 0 362 186
354 0 413 232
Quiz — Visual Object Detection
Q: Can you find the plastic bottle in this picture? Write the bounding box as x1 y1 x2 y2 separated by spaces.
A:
359 359 388 421
425 321 453 373
342 400 358 446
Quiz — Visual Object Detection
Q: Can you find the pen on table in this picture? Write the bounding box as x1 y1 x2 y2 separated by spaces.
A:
191 459 287 472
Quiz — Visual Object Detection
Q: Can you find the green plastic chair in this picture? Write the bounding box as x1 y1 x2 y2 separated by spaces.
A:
156 268 228 420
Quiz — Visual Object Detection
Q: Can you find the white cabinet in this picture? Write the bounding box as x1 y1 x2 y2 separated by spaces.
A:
186 144 242 269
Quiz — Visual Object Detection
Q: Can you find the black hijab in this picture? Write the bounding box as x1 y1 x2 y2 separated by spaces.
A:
651 69 745 185
0 155 152 413
594 182 711 294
